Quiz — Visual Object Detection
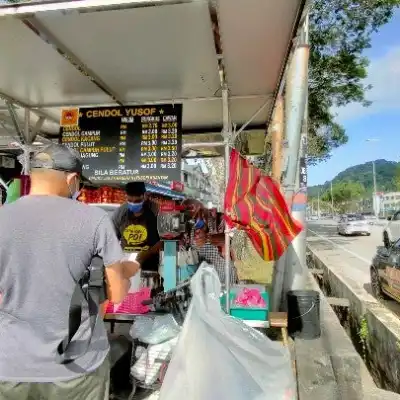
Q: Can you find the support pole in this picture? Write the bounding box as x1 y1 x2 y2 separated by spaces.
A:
271 16 310 311
271 96 284 181
22 109 31 174
372 161 378 217
222 85 231 313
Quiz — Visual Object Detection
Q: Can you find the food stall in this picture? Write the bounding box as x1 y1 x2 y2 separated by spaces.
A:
0 0 308 398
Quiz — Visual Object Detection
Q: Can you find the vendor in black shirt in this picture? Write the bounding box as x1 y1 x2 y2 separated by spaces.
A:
112 182 161 272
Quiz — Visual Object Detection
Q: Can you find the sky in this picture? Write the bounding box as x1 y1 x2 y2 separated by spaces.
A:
308 9 400 186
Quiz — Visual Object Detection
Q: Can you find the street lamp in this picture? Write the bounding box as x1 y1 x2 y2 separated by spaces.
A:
366 138 379 217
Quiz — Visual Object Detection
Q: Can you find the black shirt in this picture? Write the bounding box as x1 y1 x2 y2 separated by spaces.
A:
112 203 160 272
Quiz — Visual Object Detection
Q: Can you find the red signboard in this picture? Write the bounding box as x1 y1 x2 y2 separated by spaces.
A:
171 181 184 192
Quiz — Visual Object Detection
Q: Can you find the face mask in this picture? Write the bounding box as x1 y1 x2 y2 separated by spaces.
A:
194 219 205 230
128 202 144 213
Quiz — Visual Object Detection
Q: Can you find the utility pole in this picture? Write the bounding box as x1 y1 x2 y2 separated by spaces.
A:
317 190 320 217
330 181 334 214
271 12 310 312
372 160 378 217
366 139 380 216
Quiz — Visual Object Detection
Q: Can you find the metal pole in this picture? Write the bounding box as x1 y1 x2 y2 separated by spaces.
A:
331 181 334 214
23 109 31 174
272 14 310 311
317 190 320 218
271 96 284 181
222 85 231 313
372 161 378 217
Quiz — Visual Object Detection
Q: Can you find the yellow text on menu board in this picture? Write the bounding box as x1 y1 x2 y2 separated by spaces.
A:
85 107 158 118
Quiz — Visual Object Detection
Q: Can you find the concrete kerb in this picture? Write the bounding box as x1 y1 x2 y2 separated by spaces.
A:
307 243 400 397
300 270 364 399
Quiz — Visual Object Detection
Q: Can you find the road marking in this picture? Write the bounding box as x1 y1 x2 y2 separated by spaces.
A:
307 228 371 265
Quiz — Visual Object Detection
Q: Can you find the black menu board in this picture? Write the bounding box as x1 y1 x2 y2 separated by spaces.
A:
60 104 182 183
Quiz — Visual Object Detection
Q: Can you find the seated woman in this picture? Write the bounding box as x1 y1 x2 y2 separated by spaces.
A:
193 224 238 285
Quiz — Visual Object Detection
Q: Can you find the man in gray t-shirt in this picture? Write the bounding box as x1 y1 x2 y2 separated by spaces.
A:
0 144 139 400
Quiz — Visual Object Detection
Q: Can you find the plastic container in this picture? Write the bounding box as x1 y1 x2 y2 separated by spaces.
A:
109 288 152 315
220 286 269 321
287 290 320 339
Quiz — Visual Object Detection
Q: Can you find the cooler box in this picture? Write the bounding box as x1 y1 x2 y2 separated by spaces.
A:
220 285 269 321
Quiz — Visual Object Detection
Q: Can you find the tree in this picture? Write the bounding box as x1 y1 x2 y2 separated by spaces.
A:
393 165 400 191
308 0 400 164
322 180 365 203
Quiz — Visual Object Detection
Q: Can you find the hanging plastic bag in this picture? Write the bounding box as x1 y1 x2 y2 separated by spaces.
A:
159 263 296 400
130 314 181 345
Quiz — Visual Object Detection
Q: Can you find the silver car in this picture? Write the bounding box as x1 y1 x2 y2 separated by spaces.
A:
337 214 371 236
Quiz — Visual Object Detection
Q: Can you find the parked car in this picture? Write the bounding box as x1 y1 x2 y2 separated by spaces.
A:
383 211 400 248
370 239 400 302
337 214 370 236
362 213 378 225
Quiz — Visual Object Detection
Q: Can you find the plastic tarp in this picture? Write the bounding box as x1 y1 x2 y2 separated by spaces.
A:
159 263 296 400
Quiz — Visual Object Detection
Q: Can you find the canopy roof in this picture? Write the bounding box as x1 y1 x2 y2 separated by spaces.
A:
0 0 306 156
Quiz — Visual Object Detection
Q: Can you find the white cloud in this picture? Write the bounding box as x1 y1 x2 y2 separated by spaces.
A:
335 46 400 121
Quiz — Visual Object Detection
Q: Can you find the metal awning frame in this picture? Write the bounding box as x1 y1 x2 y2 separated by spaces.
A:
0 0 309 312
0 0 305 141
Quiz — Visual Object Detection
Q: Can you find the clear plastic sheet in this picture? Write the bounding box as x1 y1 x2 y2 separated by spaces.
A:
159 264 296 400
130 314 181 345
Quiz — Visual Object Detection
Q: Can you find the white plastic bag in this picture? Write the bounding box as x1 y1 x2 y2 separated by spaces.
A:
159 264 296 400
130 314 181 345
131 336 179 385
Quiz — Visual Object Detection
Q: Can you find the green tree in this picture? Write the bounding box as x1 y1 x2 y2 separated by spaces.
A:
393 165 400 190
308 0 400 164
322 181 365 203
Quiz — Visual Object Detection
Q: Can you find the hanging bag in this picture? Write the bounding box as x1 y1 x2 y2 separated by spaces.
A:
159 263 296 400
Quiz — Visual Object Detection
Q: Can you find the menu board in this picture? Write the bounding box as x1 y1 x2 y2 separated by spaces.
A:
60 104 182 183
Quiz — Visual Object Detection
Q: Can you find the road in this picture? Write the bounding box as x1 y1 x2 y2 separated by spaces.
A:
307 219 400 316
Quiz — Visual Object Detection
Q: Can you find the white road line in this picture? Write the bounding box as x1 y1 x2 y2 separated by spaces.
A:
307 228 371 265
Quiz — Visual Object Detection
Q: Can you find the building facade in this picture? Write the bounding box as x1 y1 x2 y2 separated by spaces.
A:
381 192 400 213
182 160 220 209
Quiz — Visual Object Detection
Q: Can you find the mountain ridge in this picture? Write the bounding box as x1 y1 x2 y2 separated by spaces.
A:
308 159 399 197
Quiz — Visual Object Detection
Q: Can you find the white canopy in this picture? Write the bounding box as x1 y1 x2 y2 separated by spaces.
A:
0 0 306 155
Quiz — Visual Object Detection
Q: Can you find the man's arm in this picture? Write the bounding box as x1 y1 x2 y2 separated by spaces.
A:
94 215 140 303
136 209 162 264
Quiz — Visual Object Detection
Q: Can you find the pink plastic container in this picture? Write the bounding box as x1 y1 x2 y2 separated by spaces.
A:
106 288 151 314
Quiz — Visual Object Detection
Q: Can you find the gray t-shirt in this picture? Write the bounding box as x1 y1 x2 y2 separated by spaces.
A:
0 195 124 382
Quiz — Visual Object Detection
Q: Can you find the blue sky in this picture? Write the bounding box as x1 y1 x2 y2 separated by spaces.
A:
308 9 400 186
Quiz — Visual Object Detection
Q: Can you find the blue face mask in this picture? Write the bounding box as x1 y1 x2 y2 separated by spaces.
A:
128 202 144 213
194 219 205 230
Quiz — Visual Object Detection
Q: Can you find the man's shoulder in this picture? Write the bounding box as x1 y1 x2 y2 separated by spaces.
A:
73 202 109 222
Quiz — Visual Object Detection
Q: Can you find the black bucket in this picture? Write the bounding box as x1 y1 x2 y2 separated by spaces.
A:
287 290 320 339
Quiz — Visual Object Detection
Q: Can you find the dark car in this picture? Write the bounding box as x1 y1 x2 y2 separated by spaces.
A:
370 239 400 302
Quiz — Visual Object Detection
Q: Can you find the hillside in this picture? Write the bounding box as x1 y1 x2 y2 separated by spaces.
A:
308 159 399 197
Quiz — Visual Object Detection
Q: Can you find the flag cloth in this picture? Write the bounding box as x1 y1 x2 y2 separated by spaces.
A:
224 149 302 261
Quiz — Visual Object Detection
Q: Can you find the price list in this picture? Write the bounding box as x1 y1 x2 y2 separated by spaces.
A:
60 104 182 183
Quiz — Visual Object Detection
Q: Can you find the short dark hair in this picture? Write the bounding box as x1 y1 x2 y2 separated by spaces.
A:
125 182 146 196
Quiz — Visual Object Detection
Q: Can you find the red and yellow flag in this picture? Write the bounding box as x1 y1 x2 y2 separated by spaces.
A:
224 149 302 261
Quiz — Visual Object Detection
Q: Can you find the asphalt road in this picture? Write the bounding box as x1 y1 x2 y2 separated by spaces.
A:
307 219 400 316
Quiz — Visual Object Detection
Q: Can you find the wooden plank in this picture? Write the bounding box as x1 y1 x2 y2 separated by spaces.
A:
326 297 350 307
269 311 288 327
